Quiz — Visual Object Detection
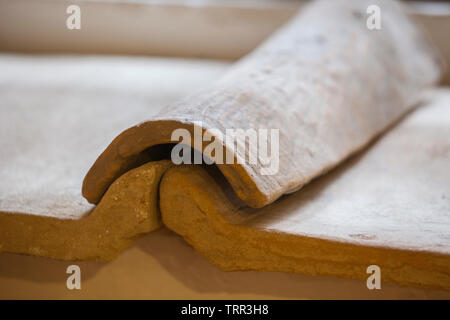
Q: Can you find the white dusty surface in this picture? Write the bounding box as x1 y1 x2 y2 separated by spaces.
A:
0 54 230 219
245 90 450 255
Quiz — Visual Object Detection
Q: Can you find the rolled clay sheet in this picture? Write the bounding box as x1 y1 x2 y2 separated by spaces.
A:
82 0 442 208
1 0 449 290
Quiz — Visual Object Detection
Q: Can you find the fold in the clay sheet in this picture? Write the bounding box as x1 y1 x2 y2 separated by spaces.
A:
1 0 449 289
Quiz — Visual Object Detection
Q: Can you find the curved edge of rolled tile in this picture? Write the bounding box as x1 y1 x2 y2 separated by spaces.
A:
0 160 172 260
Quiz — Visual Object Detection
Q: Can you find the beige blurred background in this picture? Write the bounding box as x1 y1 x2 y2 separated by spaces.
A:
0 0 449 81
